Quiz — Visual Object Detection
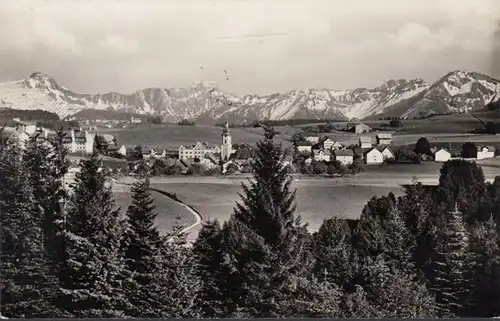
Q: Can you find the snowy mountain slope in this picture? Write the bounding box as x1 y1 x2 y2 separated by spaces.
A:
1 70 499 122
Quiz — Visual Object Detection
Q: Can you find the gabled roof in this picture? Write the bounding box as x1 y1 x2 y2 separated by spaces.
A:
479 145 496 152
297 141 312 146
434 147 451 154
364 147 383 156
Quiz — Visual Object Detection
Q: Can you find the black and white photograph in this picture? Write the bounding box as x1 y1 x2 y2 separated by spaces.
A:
1 0 500 318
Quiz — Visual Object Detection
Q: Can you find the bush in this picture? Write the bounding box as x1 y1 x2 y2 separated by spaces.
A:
461 142 478 158
177 119 195 126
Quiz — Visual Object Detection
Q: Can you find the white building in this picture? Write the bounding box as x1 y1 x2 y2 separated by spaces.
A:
323 138 343 150
379 146 395 160
376 133 392 145
365 148 384 165
117 145 127 156
313 148 332 162
178 142 220 161
297 142 313 154
434 148 451 162
477 146 495 160
334 150 354 165
221 121 233 162
305 135 320 144
359 136 373 149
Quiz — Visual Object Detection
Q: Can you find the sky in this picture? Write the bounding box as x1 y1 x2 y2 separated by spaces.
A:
0 0 500 95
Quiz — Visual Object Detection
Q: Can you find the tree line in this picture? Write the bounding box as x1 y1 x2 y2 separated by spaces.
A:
1 126 500 318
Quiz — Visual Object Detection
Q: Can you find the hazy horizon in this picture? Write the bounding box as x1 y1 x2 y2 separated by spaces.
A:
1 0 499 96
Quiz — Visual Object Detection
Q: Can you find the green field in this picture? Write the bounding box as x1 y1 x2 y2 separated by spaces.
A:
113 188 195 233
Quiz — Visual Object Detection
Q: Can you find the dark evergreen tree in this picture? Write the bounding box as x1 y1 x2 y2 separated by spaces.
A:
23 134 69 265
438 159 489 223
121 175 162 317
0 147 67 317
414 137 431 155
428 204 473 317
192 219 225 317
59 151 128 317
214 126 324 317
155 216 201 318
312 217 353 288
466 217 500 317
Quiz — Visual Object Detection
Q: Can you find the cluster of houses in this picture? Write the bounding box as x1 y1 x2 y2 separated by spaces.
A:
431 145 497 162
297 133 395 165
3 119 125 156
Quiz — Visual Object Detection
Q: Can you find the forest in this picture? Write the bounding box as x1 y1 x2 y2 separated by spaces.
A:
0 126 499 318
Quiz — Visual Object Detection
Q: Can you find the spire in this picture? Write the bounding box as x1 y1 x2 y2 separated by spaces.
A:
222 120 230 135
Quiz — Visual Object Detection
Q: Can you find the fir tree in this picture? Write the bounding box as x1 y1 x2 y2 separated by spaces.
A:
429 204 473 317
466 217 500 317
59 151 128 317
23 135 69 265
192 219 225 317
155 216 201 318
312 217 353 288
0 147 66 317
121 175 163 317
216 126 314 317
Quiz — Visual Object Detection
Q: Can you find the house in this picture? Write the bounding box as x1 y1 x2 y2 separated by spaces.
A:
347 122 371 133
323 138 343 150
434 148 451 162
377 146 395 160
108 144 127 157
364 148 384 165
334 149 354 165
305 135 320 144
199 153 219 169
130 116 142 124
222 160 241 174
477 146 496 160
297 142 313 154
179 142 221 160
45 129 95 154
313 148 332 162
231 143 255 162
359 136 373 149
13 120 37 135
376 133 392 145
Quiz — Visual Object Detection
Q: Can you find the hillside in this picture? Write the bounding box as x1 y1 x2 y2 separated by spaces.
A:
1 70 499 123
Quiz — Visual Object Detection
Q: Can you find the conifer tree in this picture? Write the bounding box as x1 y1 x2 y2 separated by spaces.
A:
155 216 201 318
0 147 66 317
312 217 353 288
216 126 319 317
23 134 69 264
192 219 225 317
466 217 500 317
429 204 473 317
120 174 163 317
59 151 128 317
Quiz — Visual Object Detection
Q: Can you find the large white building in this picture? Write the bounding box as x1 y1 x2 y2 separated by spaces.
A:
178 142 221 161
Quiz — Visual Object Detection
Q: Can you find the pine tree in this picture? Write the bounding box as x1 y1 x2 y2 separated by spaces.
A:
466 217 500 317
59 151 128 317
192 219 225 317
216 126 315 317
155 216 201 318
429 204 473 317
23 135 69 265
312 217 353 288
120 175 163 317
0 147 66 317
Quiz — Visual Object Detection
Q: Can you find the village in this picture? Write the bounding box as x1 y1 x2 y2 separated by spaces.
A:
3 117 499 179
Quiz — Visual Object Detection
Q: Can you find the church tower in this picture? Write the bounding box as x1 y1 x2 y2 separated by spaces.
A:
220 121 232 162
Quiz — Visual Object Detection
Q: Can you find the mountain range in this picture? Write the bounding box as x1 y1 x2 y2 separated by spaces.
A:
0 70 499 123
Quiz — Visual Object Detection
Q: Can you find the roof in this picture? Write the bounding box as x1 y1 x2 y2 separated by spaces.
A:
334 150 354 157
365 147 383 156
434 148 450 154
376 133 392 139
355 123 371 128
297 142 312 146
359 137 372 143
480 145 496 152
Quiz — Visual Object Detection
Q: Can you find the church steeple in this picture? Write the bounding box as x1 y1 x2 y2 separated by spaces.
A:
221 121 232 162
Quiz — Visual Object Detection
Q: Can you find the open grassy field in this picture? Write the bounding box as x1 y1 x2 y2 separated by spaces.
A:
99 124 295 150
150 181 404 234
113 185 195 233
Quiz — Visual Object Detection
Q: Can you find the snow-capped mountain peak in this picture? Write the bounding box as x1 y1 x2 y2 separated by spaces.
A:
1 70 499 122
